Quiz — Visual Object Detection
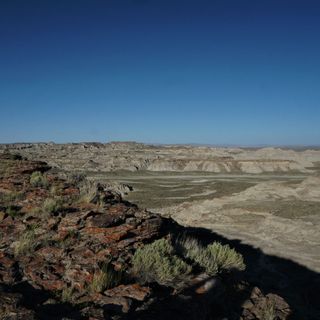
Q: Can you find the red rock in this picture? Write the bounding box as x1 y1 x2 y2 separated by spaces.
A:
82 224 134 242
78 293 132 313
64 267 94 290
0 251 18 283
69 247 96 262
23 259 66 291
241 287 291 320
105 284 151 301
36 247 64 262
95 248 113 260
63 187 79 196
86 212 125 228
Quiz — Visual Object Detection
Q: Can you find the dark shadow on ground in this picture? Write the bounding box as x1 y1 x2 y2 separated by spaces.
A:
128 218 320 320
2 222 319 320
181 226 320 320
2 281 83 320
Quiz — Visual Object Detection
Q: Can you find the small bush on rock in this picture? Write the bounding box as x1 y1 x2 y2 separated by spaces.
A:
14 229 36 256
30 171 48 188
175 235 219 275
132 238 192 287
43 197 64 214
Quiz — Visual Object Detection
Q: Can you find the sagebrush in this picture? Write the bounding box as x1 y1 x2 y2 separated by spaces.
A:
132 238 192 287
30 171 48 188
176 236 245 275
132 236 245 287
43 197 64 214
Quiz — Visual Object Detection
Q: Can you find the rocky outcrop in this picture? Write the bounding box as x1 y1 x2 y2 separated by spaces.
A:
240 287 291 320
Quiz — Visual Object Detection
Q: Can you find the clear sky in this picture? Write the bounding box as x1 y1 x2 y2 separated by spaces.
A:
0 0 319 145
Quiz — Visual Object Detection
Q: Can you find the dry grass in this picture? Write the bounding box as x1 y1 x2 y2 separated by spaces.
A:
76 178 97 203
14 229 37 256
261 300 277 320
90 262 123 293
61 286 76 303
0 191 25 204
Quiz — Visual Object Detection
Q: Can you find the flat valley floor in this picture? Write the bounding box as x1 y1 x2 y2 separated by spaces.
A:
90 171 320 273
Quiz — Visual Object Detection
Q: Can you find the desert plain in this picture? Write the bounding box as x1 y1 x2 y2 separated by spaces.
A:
2 142 320 273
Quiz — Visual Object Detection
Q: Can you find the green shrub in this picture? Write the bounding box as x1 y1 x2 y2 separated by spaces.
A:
175 236 245 276
206 242 245 273
14 229 36 256
175 235 204 260
5 205 21 218
132 236 245 287
90 262 123 293
77 179 100 204
132 238 192 287
30 171 48 188
175 236 219 275
50 185 62 196
43 197 64 214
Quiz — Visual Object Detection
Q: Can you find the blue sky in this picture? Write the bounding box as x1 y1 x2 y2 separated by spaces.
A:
0 0 319 145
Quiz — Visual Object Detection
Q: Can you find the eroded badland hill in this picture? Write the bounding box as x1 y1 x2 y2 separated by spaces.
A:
2 142 320 173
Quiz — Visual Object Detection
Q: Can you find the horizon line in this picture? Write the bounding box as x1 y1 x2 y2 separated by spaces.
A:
1 140 320 149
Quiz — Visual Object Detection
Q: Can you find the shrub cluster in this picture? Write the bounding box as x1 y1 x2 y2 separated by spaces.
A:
177 236 245 275
132 236 245 287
